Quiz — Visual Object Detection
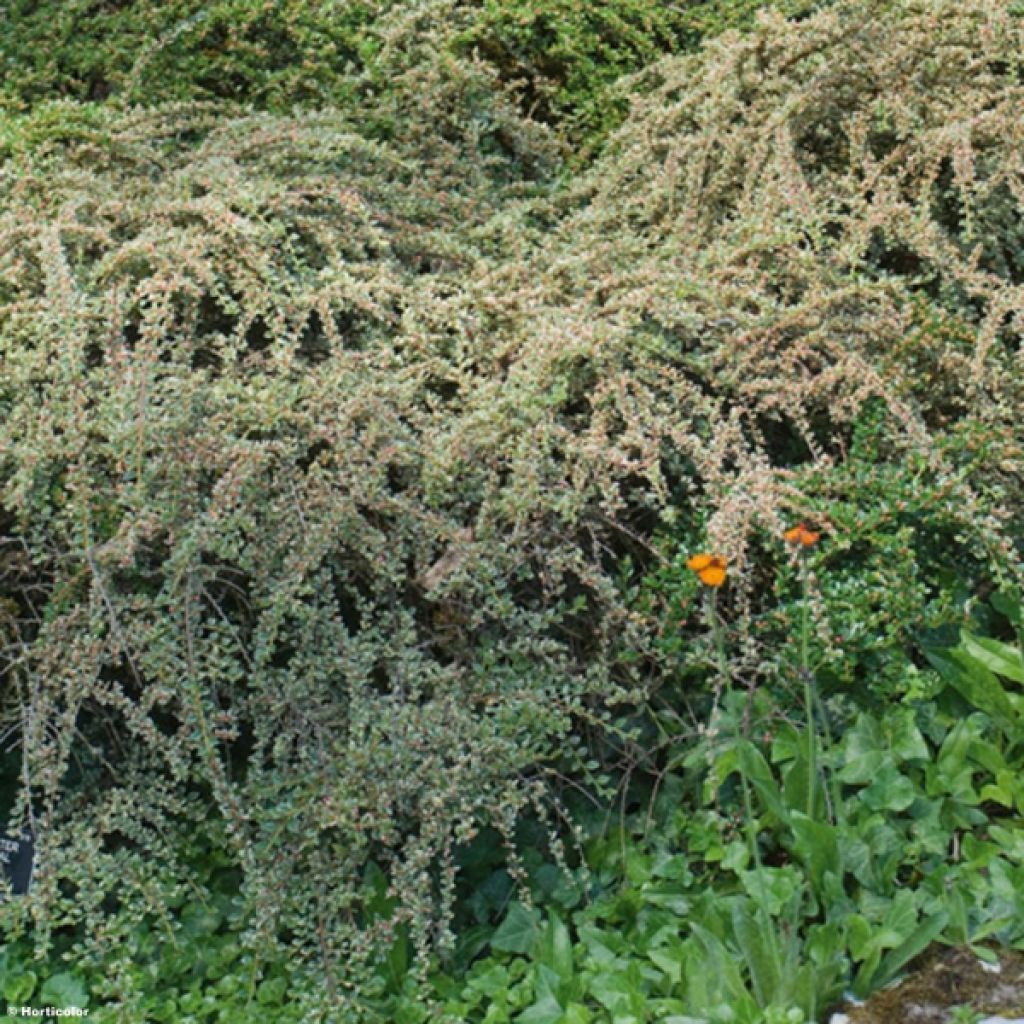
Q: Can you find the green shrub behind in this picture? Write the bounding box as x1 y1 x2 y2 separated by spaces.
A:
0 0 829 156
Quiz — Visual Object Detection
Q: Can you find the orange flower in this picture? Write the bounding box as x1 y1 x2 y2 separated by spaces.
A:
784 523 820 547
686 553 728 587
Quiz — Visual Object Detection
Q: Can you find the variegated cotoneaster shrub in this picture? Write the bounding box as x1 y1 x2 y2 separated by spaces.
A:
0 102 654 1012
1 0 1022 1015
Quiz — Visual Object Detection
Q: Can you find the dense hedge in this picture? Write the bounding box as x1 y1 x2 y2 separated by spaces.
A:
0 0 828 154
1 0 1023 1017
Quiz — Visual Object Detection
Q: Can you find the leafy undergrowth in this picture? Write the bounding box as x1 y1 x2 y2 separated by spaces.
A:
409 597 1024 1024
2 594 1021 1022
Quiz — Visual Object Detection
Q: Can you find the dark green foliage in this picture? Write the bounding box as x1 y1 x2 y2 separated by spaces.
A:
0 0 830 156
0 0 375 111
449 0 828 155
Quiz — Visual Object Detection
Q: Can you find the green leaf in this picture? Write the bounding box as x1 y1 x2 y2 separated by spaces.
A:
38 973 88 1010
789 812 840 896
991 589 1022 628
739 867 800 917
492 903 543 955
847 915 873 962
516 993 563 1024
587 971 640 1016
537 913 574 988
687 925 760 1019
874 911 949 989
4 971 38 1005
562 1004 593 1024
736 740 790 824
576 924 618 965
838 715 888 784
960 630 1024 684
647 943 685 986
782 747 816 818
730 905 781 1007
926 648 1016 730
886 710 929 762
468 964 511 999
257 976 287 1005
860 763 916 812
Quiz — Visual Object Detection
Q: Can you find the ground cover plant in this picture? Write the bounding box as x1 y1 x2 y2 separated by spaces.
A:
1 0 1023 1020
402 570 1024 1024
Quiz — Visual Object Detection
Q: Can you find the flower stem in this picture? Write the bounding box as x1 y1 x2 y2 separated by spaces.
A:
799 574 816 820
797 560 844 827
708 591 762 875
706 589 784 981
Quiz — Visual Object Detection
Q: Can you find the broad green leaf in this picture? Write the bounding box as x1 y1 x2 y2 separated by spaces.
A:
886 710 929 762
562 1004 593 1024
730 905 781 1007
641 881 691 914
492 903 542 954
859 763 915 812
587 970 642 1016
533 965 566 1006
721 841 749 874
468 965 511 999
926 648 1015 730
516 993 563 1024
736 740 790 824
538 913 574 988
991 589 1022 628
838 715 887 784
3 971 37 1005
782 746 818 818
789 812 840 896
739 867 800 917
852 947 882 997
651 852 693 883
960 630 1024 684
647 945 684 986
576 924 618 966
688 925 759 1018
874 911 949 990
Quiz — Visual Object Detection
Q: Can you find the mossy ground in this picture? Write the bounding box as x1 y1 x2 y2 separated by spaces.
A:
839 947 1024 1023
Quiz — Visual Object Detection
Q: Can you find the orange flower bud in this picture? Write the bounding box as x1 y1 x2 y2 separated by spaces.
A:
686 553 728 587
784 523 820 547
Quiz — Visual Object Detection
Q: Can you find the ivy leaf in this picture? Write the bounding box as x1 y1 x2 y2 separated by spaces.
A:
517 992 564 1024
886 710 929 762
838 715 888 784
860 763 916 812
39 972 88 1010
491 903 542 954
